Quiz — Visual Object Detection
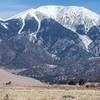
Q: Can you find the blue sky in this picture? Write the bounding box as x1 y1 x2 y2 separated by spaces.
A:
0 0 100 19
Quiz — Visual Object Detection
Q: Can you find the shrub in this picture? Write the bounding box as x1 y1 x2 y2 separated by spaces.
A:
79 79 85 85
5 81 12 85
68 80 76 85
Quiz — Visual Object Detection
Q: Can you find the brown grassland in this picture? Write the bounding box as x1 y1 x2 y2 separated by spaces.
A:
0 85 100 100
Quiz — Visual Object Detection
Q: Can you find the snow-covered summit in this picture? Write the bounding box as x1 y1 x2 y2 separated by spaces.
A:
37 6 100 31
5 5 100 33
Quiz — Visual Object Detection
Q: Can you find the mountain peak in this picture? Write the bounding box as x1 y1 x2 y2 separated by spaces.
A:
5 5 100 34
6 5 100 21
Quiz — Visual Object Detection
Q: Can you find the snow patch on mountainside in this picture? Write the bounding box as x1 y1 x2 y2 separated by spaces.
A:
46 64 57 69
88 57 100 60
28 11 41 40
78 34 92 50
1 23 8 29
6 9 41 35
18 18 25 34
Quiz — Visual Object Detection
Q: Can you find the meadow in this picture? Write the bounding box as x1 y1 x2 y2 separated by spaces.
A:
0 85 100 100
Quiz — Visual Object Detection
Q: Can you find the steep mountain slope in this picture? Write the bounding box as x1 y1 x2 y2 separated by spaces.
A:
0 6 100 83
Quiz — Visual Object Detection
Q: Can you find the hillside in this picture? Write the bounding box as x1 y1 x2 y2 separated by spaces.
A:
0 68 42 86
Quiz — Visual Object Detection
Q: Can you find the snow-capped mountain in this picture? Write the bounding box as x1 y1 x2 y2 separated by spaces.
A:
7 6 100 33
3 6 100 50
0 5 100 83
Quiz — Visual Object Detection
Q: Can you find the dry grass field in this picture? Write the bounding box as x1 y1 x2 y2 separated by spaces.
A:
0 85 100 100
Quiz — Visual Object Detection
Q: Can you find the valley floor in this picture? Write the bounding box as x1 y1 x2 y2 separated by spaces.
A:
0 85 100 100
